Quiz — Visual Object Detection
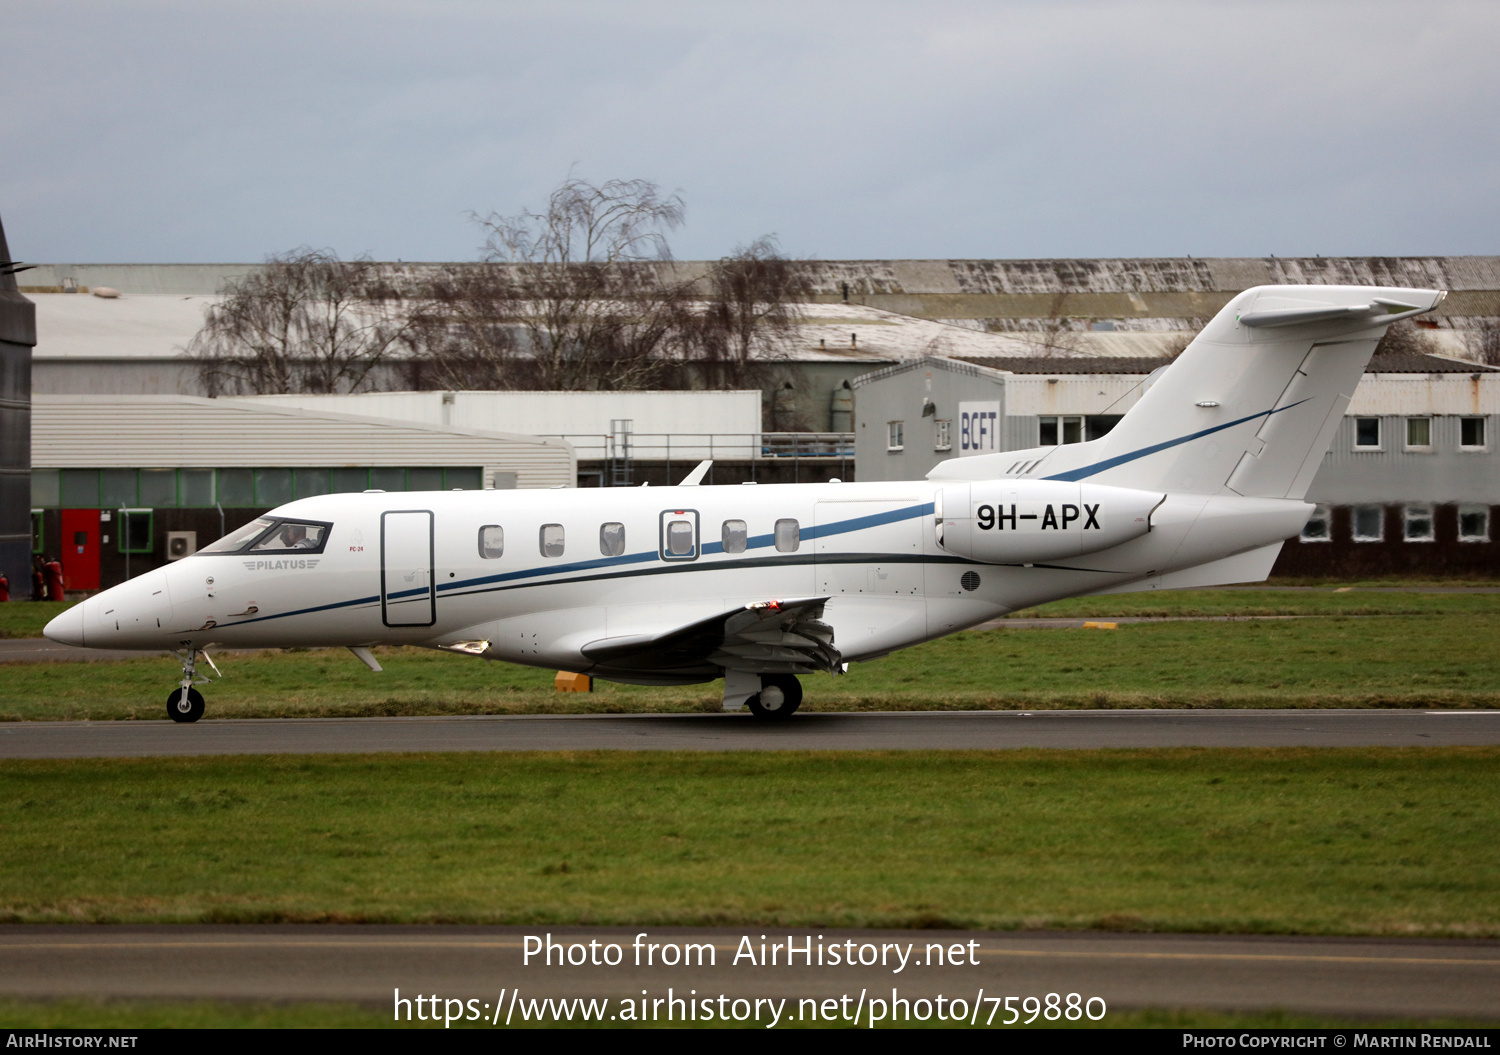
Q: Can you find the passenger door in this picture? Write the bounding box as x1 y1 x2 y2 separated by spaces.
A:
381 510 435 627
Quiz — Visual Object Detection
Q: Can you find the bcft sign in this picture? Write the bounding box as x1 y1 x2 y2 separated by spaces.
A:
958 401 1000 456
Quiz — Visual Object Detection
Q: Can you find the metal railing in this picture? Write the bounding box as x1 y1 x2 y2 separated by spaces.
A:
546 432 855 485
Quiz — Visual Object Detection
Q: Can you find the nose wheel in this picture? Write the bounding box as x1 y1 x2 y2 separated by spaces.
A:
746 673 803 720
166 649 218 723
167 687 206 723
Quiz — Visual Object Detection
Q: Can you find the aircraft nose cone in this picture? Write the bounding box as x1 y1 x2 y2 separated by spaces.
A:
43 604 86 647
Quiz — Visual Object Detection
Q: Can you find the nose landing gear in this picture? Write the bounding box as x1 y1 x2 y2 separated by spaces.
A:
167 649 218 723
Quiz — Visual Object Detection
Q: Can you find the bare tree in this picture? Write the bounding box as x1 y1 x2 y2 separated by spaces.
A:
1374 320 1441 359
1464 319 1500 367
189 248 410 395
690 235 810 390
402 263 524 390
466 177 694 390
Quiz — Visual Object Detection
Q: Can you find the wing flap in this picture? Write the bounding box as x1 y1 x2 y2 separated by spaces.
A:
581 598 842 677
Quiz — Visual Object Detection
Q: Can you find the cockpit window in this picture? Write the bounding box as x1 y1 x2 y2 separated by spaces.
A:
195 517 332 555
250 521 329 553
198 518 276 555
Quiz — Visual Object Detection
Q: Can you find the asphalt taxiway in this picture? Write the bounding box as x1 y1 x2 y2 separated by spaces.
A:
0 708 1496 758
1 926 1494 1021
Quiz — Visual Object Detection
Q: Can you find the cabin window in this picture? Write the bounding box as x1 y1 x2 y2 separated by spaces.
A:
539 523 565 557
665 520 694 556
1354 418 1381 448
1461 417 1487 449
599 522 625 556
1458 506 1491 542
775 518 800 553
1351 506 1384 542
478 525 504 559
1403 506 1434 542
722 519 748 554
1300 505 1330 542
1405 417 1432 449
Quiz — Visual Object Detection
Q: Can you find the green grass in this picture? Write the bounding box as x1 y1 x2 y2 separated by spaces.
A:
2 748 1496 935
0 998 1490 1029
3 613 1497 720
0 601 69 639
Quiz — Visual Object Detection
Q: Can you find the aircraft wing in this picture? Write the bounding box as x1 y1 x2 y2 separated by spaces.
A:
580 599 841 681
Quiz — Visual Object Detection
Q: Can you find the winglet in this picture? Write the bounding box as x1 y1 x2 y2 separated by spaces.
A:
679 460 712 486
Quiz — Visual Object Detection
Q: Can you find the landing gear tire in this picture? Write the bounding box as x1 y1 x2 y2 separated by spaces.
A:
167 687 205 723
746 674 802 721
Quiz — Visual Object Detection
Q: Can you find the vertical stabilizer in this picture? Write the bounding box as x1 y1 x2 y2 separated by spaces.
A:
1046 285 1446 499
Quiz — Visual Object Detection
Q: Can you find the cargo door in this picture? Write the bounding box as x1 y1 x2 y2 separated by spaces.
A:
381 510 435 627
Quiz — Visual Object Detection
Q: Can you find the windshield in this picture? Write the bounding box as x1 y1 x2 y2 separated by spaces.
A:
198 518 276 555
195 517 332 556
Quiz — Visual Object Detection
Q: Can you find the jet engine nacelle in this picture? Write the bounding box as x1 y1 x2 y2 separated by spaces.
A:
936 481 1165 564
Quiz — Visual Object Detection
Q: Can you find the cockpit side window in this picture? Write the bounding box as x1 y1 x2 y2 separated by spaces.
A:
197 518 332 555
249 521 330 553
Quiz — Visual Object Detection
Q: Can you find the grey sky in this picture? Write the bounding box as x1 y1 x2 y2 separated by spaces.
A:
4 1 1497 263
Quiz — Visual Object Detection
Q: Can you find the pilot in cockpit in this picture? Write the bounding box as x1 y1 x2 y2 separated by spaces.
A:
279 523 319 550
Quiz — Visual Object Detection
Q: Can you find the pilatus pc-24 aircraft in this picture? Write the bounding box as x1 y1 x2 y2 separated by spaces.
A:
47 285 1446 722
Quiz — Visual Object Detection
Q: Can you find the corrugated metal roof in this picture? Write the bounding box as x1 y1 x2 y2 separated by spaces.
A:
31 396 575 486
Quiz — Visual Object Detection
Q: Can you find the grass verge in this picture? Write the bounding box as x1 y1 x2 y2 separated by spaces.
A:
2 748 1495 935
3 613 1497 719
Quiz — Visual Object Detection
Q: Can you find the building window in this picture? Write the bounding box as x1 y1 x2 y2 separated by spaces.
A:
599 522 625 557
1039 416 1085 445
934 420 951 452
722 520 748 554
119 509 153 554
1403 505 1434 542
774 518 800 553
1405 418 1432 449
887 421 904 451
31 510 43 554
1301 505 1331 542
1458 506 1491 543
1461 417 1487 449
1352 506 1384 542
1354 418 1381 449
478 525 504 559
539 523 565 557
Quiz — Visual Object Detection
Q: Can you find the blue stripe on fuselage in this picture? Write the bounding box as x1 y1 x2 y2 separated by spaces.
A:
1042 400 1308 483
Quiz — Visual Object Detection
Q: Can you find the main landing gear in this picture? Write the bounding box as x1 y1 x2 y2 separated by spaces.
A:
167 649 219 723
746 673 803 721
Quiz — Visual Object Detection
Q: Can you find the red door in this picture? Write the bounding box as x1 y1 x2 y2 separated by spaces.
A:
59 509 101 591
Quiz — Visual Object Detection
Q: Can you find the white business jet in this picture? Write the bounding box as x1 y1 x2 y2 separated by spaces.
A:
46 285 1445 722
